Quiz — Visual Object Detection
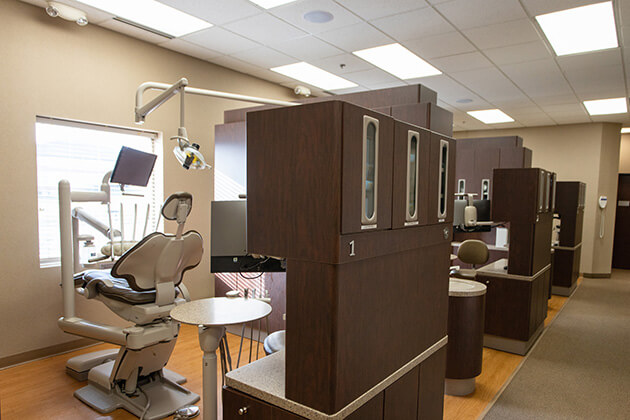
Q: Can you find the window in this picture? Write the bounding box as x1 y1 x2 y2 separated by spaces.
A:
36 117 163 267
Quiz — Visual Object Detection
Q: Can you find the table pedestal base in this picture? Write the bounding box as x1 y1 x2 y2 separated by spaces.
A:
198 325 226 420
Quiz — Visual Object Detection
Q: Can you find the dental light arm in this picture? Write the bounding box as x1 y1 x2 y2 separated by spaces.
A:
134 78 299 170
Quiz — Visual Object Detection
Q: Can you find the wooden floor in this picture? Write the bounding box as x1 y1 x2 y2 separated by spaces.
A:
0 293 570 420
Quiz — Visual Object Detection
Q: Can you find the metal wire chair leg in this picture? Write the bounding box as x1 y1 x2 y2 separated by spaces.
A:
236 323 245 368
248 322 254 364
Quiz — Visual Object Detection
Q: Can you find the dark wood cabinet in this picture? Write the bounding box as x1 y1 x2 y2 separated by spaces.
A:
427 133 456 225
391 102 454 136
384 367 420 419
392 121 430 229
418 347 447 420
346 393 384 420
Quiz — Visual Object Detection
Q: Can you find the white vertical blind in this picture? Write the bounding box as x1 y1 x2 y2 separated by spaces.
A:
35 117 163 266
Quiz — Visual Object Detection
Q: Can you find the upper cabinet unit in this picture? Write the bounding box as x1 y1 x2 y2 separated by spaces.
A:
392 121 430 229
390 102 454 137
246 101 394 263
492 168 555 223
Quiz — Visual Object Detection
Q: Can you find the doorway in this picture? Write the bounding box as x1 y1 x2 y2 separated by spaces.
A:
612 174 630 269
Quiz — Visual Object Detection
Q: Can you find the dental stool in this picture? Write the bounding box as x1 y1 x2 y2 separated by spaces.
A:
263 330 285 355
61 192 202 420
450 239 489 280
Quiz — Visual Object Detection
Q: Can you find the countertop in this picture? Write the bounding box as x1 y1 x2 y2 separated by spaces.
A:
225 337 448 419
476 258 550 281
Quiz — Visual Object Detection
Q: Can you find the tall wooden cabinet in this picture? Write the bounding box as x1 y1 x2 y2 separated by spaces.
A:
229 100 452 418
552 182 585 296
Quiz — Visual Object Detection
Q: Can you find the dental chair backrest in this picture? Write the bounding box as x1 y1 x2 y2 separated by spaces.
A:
110 192 203 306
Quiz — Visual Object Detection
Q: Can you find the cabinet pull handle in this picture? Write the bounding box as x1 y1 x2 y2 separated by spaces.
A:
238 406 249 415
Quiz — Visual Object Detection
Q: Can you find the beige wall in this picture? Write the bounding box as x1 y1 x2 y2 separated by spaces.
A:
455 122 621 275
619 134 630 173
0 0 296 361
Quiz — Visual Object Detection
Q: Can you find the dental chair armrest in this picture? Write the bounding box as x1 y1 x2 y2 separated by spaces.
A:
177 283 192 302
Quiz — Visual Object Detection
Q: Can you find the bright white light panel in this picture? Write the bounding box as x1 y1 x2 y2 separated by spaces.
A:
467 109 514 124
271 62 358 90
353 43 441 79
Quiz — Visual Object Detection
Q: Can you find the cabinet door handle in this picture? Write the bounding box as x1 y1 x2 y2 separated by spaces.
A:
238 406 249 415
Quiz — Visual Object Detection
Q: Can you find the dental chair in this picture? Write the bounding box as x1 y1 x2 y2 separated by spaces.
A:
450 239 489 280
58 191 202 420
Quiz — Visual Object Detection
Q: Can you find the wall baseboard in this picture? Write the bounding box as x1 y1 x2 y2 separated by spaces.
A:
0 338 98 370
582 272 611 279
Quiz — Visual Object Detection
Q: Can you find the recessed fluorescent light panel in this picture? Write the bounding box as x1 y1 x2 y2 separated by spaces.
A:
467 109 514 124
353 43 441 79
621 127 630 134
270 62 357 91
75 0 212 37
249 0 297 9
583 97 628 115
535 1 618 56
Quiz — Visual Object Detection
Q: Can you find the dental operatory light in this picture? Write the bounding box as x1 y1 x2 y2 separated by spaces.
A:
249 0 297 9
583 97 628 116
46 2 88 26
467 109 514 124
171 127 211 170
536 1 617 56
353 43 441 80
74 0 212 37
271 62 358 90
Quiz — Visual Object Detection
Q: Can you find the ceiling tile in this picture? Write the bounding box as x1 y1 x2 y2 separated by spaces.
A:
405 74 491 110
208 55 262 75
251 69 296 84
232 46 297 68
156 0 262 25
370 7 454 41
532 94 579 106
327 85 368 95
483 40 552 65
463 18 540 49
434 0 527 30
564 65 625 97
404 31 476 59
270 0 362 34
621 25 630 48
99 19 169 44
491 96 539 111
269 36 343 61
521 0 605 16
158 39 223 60
540 103 585 114
368 80 409 90
548 111 591 125
317 22 394 51
450 67 526 102
183 27 260 54
556 49 623 72
310 53 374 74
430 52 494 73
344 68 400 87
336 0 428 20
512 112 556 126
500 58 574 98
224 13 307 45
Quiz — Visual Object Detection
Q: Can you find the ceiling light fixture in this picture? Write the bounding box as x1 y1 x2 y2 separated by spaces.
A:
583 97 628 115
74 0 212 37
249 0 297 9
46 2 88 26
352 43 441 80
271 62 357 91
467 109 514 124
621 127 630 134
303 10 334 23
535 1 618 56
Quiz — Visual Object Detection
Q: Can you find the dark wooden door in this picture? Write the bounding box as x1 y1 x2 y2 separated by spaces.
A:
612 174 630 268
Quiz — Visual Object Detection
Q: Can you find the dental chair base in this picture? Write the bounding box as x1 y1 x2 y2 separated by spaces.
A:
75 362 199 420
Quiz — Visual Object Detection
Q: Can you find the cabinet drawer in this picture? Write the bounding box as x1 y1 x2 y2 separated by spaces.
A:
223 387 272 420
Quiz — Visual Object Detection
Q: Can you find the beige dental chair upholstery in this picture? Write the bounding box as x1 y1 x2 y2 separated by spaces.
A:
66 192 203 420
451 239 489 280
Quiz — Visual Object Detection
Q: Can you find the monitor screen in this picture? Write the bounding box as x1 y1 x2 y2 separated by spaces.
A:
110 146 157 187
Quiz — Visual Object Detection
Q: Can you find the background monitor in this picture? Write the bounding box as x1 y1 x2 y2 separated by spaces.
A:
110 146 157 187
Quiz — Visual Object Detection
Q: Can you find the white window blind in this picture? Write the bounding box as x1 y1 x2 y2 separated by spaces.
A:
35 117 163 267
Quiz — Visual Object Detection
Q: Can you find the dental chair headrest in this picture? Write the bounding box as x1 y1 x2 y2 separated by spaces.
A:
162 192 193 222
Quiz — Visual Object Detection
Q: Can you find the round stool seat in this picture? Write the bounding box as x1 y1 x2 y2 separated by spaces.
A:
264 330 285 355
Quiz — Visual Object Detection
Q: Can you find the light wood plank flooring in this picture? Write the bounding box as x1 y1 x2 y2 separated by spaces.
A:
0 293 570 420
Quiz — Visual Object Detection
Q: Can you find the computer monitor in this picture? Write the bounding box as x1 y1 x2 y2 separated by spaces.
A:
110 146 157 187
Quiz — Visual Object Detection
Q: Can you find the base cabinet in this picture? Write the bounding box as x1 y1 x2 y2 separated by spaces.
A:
223 387 304 420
